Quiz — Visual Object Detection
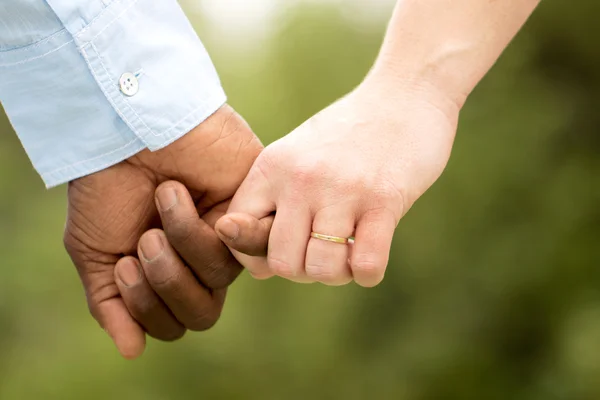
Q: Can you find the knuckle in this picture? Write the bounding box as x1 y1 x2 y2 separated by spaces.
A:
360 200 402 232
305 263 334 281
365 182 398 208
146 267 182 291
158 328 186 342
260 143 284 164
128 297 161 320
268 256 295 278
254 147 282 180
289 159 326 188
163 216 196 246
351 257 385 279
201 259 242 289
370 188 393 205
375 179 407 218
290 167 316 187
187 308 220 331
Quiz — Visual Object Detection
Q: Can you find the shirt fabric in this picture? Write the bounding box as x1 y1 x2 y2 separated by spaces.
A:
0 0 226 188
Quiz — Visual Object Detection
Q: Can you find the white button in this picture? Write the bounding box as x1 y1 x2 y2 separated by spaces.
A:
119 72 139 96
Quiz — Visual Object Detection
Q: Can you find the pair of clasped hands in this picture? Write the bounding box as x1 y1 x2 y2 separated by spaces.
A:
63 77 459 359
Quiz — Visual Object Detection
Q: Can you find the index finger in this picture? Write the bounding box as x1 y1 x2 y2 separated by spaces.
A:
154 181 243 289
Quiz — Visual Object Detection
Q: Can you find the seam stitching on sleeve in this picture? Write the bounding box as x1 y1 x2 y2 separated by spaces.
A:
76 0 141 42
0 28 67 54
0 39 74 68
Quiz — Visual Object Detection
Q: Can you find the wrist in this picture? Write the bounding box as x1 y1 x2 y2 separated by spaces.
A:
363 0 541 113
365 42 477 114
361 57 464 123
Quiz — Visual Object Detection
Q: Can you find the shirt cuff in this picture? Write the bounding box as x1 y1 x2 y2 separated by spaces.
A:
0 0 226 188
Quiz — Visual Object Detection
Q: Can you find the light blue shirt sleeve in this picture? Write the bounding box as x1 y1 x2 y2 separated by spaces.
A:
0 0 227 188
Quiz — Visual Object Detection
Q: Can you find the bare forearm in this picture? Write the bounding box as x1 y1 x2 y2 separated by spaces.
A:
369 0 541 109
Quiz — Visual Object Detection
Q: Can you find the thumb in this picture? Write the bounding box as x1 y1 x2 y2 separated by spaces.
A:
215 213 273 257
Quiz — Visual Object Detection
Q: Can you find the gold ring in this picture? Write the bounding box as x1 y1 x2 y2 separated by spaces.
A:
310 232 350 244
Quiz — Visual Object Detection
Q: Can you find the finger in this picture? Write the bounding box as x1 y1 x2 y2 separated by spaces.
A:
267 204 313 282
227 157 275 218
115 257 186 341
351 209 397 287
305 206 355 286
68 253 146 360
155 181 242 289
92 299 147 360
201 200 231 229
138 229 225 331
215 213 274 257
224 160 278 280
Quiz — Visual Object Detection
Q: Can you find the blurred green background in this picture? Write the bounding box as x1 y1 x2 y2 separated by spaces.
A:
0 1 598 399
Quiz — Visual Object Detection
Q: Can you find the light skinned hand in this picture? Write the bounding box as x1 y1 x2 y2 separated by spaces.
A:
63 105 263 359
211 0 540 287
215 79 459 287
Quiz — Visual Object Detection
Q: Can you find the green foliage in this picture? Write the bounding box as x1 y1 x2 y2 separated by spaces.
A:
0 2 597 399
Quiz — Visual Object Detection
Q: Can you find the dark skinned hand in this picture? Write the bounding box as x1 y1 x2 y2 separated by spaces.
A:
63 105 263 359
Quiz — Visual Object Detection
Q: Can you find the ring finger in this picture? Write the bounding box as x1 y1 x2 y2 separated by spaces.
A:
305 206 355 285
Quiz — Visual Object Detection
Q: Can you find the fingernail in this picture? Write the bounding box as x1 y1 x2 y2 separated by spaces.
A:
117 259 141 287
217 218 239 241
156 186 177 211
140 233 164 262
